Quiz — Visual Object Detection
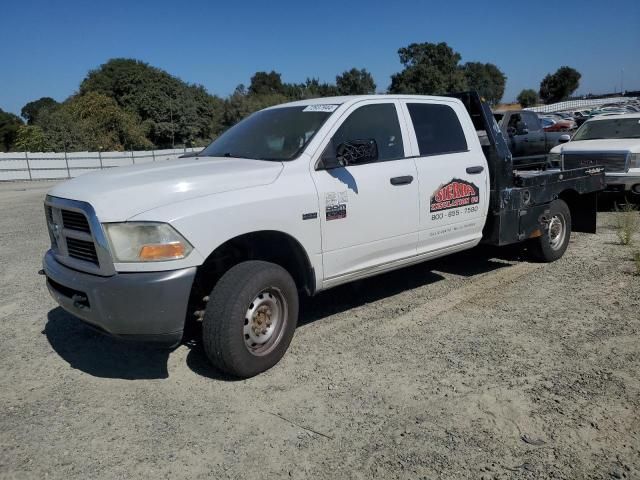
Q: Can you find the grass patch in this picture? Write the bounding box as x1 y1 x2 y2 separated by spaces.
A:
615 203 639 245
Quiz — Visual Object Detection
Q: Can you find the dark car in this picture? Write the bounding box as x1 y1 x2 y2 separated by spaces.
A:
493 110 567 169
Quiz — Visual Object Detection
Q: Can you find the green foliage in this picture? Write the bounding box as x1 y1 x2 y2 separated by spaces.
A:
13 125 49 151
517 89 539 108
463 62 506 105
335 68 376 95
539 66 581 104
79 58 224 147
389 42 467 95
615 203 639 246
21 97 58 125
223 89 290 130
249 71 286 96
9 48 516 153
0 108 23 152
38 92 152 151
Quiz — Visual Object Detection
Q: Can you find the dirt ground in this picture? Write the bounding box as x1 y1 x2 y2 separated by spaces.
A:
0 181 639 480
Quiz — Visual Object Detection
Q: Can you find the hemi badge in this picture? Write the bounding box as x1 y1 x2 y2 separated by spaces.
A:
302 212 318 220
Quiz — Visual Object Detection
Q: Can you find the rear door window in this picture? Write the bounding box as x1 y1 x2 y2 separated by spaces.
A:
407 103 468 156
523 112 541 131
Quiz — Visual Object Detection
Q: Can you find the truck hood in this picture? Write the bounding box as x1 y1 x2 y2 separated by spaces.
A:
551 138 640 154
47 157 283 222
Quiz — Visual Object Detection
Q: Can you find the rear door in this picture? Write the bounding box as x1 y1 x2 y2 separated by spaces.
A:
310 100 419 283
399 99 489 254
521 111 546 159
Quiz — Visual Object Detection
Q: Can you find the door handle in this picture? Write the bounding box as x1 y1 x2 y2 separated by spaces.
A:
466 166 484 174
390 175 414 186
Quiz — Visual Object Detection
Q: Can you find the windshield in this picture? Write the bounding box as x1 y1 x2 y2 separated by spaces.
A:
573 117 640 140
200 106 335 161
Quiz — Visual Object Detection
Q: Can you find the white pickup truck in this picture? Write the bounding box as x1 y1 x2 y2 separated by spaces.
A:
42 92 604 377
549 113 640 196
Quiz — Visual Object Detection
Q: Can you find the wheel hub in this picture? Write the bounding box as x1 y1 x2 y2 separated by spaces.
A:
548 214 565 250
243 288 287 355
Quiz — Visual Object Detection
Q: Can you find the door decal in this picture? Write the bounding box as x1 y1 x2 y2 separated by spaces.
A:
430 179 480 212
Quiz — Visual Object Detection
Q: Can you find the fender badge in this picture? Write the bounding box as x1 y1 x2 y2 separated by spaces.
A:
302 212 318 220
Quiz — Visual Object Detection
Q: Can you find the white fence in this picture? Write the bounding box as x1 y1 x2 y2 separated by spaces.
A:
0 148 201 181
526 96 637 113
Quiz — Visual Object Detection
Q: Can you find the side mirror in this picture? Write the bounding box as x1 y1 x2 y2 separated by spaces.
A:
558 134 571 144
336 139 378 166
318 155 343 170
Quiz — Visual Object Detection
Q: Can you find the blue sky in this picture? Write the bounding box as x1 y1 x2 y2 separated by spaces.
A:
1 0 639 115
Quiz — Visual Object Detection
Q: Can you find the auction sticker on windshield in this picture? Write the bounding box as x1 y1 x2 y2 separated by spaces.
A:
303 104 339 113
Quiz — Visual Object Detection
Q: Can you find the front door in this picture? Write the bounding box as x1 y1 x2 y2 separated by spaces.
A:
311 101 419 283
400 100 489 254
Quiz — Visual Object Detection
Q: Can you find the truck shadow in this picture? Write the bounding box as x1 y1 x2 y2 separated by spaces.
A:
45 307 172 380
185 245 516 379
45 246 519 381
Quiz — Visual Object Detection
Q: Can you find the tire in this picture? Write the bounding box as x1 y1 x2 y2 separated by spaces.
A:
529 199 571 262
202 260 299 378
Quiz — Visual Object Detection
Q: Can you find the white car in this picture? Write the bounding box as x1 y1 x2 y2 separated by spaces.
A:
42 93 603 377
549 113 640 195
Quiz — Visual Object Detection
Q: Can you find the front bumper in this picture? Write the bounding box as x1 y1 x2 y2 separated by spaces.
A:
43 250 196 346
604 173 640 193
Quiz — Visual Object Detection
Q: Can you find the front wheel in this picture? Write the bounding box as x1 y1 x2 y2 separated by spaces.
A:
529 199 572 262
202 260 299 378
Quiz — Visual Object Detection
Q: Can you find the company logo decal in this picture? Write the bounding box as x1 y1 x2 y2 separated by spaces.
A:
430 179 480 212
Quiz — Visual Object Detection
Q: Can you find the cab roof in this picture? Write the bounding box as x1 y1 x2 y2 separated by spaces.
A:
265 94 461 110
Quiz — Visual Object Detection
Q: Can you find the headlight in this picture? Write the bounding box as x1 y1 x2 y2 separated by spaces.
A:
103 222 193 262
548 153 562 167
630 153 640 168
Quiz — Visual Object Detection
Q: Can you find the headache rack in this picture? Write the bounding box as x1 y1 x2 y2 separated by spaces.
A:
447 91 605 246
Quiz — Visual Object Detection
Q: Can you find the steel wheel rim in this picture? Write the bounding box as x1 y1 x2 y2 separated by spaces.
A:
243 287 287 356
548 214 566 250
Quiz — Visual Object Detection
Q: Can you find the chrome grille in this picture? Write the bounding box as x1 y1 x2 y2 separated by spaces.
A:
44 196 114 275
61 209 91 233
563 152 628 173
66 237 99 264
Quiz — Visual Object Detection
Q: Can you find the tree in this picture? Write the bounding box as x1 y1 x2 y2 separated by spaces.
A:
13 125 49 151
248 71 286 96
37 92 152 151
335 68 376 95
79 58 224 147
463 62 506 105
517 89 539 108
21 97 58 125
389 42 467 94
539 66 581 104
0 109 23 152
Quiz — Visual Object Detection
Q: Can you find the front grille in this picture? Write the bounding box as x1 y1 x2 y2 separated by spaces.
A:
61 209 91 233
563 152 628 172
45 197 112 275
66 237 99 265
46 205 54 223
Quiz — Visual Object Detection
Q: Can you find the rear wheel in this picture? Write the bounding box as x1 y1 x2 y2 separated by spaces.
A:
202 260 299 378
529 199 571 262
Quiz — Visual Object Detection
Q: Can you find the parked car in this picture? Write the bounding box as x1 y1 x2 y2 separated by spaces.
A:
41 92 604 377
540 114 576 131
493 110 568 168
549 113 640 196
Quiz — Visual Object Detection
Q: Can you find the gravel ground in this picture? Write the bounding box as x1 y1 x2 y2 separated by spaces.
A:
0 181 639 479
